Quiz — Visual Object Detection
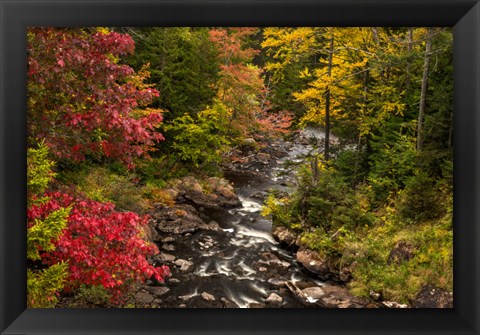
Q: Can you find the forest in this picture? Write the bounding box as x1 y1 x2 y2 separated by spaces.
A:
27 27 453 308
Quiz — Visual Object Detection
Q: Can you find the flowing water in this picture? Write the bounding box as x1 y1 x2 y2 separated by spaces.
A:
158 128 329 308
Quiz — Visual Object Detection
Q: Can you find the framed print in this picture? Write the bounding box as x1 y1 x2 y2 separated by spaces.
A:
1 0 479 334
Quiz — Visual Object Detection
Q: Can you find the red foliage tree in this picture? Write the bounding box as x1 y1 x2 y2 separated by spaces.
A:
209 28 266 136
27 28 164 168
28 192 170 301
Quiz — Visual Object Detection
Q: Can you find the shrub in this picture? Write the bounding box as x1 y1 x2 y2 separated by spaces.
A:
27 140 70 308
164 100 231 167
29 192 170 303
396 172 442 222
60 166 149 213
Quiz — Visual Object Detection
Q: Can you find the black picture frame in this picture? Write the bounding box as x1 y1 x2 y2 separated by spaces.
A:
1 0 479 334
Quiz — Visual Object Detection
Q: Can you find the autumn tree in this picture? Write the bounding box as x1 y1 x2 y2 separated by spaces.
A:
28 28 164 168
209 28 266 138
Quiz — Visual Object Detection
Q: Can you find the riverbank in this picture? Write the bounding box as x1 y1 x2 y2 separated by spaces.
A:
130 129 452 309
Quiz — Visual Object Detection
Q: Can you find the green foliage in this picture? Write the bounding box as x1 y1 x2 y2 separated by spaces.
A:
295 163 375 232
60 166 149 213
261 194 297 229
27 262 69 308
165 100 231 168
301 227 353 258
27 206 71 261
27 139 55 196
396 172 442 222
127 27 219 118
136 156 190 187
367 125 418 203
69 285 112 307
347 211 453 303
27 140 69 308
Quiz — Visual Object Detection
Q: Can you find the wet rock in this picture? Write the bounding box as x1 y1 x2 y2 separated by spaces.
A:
177 176 204 194
161 236 175 243
142 224 160 242
174 259 194 272
154 205 218 235
162 243 175 252
154 253 175 263
197 220 221 232
259 252 291 268
296 248 338 281
271 225 300 249
144 286 170 298
411 284 453 308
135 292 154 304
294 281 318 290
388 240 416 264
266 293 283 306
268 278 287 288
201 292 216 301
184 191 241 210
207 177 237 199
299 285 368 308
168 278 180 284
382 301 409 308
170 176 241 210
221 297 239 308
178 295 194 301
251 191 268 201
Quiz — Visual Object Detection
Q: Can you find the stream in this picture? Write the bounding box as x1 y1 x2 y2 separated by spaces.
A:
150 129 333 308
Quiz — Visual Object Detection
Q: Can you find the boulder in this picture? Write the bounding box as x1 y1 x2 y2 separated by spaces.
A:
251 191 268 201
142 223 160 243
299 285 368 308
144 286 170 298
201 292 216 302
153 205 219 235
221 297 239 308
207 177 237 199
382 301 409 308
177 176 204 194
162 243 175 252
258 252 291 269
296 248 338 281
154 253 176 263
161 236 176 243
271 226 300 249
265 293 283 306
135 291 154 305
171 176 241 210
174 259 194 272
411 285 453 308
388 240 416 264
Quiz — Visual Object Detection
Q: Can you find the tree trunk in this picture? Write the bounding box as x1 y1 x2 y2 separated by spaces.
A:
405 28 413 91
324 36 334 161
417 28 433 152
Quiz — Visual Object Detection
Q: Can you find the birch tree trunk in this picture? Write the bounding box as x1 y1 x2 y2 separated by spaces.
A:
324 36 334 161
